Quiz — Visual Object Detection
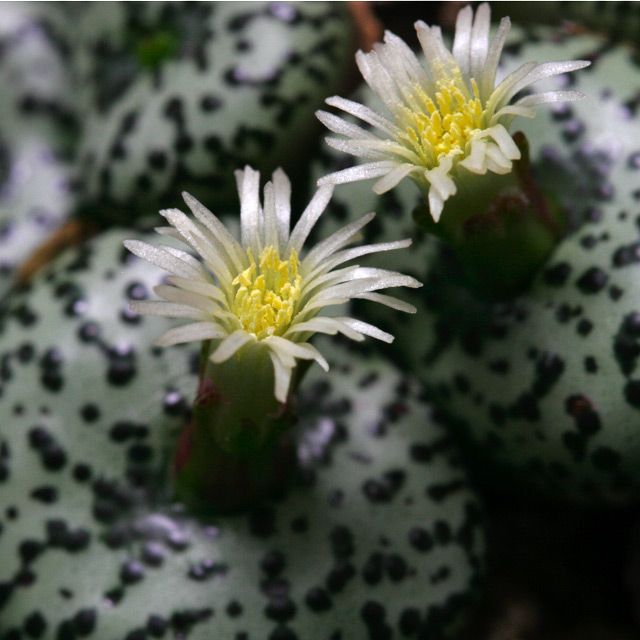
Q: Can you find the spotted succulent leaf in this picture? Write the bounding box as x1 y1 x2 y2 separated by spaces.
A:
0 230 484 638
314 27 640 502
70 2 357 223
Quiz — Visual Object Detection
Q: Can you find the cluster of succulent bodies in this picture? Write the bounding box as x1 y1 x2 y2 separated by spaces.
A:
2 2 639 639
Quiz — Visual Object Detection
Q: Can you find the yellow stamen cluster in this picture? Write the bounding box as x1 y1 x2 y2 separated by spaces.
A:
402 76 484 168
232 246 302 339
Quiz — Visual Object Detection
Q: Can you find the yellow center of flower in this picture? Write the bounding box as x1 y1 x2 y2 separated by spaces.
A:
403 76 484 168
231 246 302 339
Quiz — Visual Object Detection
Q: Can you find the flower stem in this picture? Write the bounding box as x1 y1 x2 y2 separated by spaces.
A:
173 342 299 514
415 133 565 299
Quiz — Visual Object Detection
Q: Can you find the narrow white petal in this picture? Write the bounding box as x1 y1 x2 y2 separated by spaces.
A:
494 60 591 112
129 301 209 320
324 136 389 161
124 240 203 280
372 163 416 194
356 50 405 114
325 96 401 137
383 30 432 90
459 138 490 173
156 322 225 347
325 137 420 164
428 189 445 223
210 330 254 363
237 166 262 255
182 191 245 273
484 143 513 172
485 124 521 161
490 104 536 123
309 239 413 278
301 265 361 297
341 318 395 343
268 350 293 403
161 208 233 285
350 267 422 288
316 110 378 140
485 61 537 117
285 317 365 342
424 157 456 220
265 337 329 372
167 276 228 306
515 90 585 108
480 16 511 100
287 184 334 254
303 212 376 271
154 284 219 314
318 161 397 187
273 168 291 251
452 4 473 76
263 180 279 250
355 292 417 314
470 2 491 81
312 274 420 303
415 23 457 81
154 226 182 240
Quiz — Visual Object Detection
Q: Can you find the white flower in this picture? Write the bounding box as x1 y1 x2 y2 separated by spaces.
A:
316 3 590 222
124 167 421 403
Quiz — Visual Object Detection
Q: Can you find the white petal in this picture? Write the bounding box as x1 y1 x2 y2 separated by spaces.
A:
273 168 292 251
515 90 585 108
485 124 521 161
459 138 490 173
325 96 401 137
263 180 279 250
355 292 417 314
123 240 204 280
309 239 413 279
452 4 473 76
317 161 397 187
303 212 376 272
325 137 420 164
156 322 225 347
355 49 405 114
236 166 262 255
265 336 329 372
268 349 293 403
424 158 456 221
470 2 491 81
340 318 395 343
153 284 220 314
167 276 228 306
182 191 245 273
287 184 334 254
315 110 379 140
480 16 511 100
210 330 254 363
372 163 416 194
154 226 182 240
285 317 365 342
129 301 209 320
492 60 590 113
161 208 233 285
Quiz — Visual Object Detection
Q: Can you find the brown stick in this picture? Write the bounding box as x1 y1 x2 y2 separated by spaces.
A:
348 2 383 52
16 219 98 284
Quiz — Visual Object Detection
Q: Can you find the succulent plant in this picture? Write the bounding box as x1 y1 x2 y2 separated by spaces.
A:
0 3 77 297
68 2 360 224
0 229 485 639
316 22 640 502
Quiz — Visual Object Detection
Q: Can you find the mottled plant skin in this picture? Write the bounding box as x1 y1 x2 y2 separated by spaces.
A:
69 2 357 223
315 26 640 503
0 3 78 298
0 230 485 638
